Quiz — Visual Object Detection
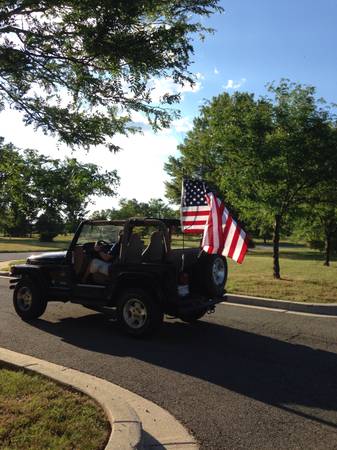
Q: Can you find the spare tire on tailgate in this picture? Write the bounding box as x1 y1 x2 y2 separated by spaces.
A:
196 252 227 297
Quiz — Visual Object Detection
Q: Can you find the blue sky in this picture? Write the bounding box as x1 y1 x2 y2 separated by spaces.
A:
1 0 337 211
192 0 337 102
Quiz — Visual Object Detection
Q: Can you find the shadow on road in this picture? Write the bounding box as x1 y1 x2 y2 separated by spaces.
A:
31 312 337 429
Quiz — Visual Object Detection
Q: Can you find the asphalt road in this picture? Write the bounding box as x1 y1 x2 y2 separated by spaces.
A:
1 278 337 450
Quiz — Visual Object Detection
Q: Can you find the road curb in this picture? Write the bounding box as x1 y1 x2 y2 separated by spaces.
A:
0 347 142 450
0 347 198 450
227 294 337 316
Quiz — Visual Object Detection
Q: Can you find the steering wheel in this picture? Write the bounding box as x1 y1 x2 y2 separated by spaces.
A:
96 240 110 247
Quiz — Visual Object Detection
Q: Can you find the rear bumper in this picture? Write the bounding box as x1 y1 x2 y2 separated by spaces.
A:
175 293 227 316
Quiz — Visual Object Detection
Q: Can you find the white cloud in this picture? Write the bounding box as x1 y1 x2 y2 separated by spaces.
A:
99 131 177 209
195 72 205 80
130 110 148 124
150 75 202 102
0 109 63 152
0 109 179 211
171 117 193 133
223 78 247 90
214 67 220 75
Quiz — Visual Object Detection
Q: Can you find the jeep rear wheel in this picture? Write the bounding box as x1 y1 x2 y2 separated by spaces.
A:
13 279 47 320
117 288 163 337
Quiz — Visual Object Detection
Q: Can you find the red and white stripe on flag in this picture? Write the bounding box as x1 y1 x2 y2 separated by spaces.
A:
181 205 210 233
201 193 248 264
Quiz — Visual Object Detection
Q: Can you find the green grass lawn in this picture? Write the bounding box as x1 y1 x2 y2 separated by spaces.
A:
0 364 109 450
227 243 337 303
0 233 200 253
0 235 72 252
0 260 25 271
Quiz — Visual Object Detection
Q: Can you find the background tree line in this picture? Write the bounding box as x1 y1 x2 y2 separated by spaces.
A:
90 198 178 221
0 138 118 241
165 80 337 277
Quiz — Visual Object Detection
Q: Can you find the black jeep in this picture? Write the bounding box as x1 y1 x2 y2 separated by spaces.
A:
10 218 227 336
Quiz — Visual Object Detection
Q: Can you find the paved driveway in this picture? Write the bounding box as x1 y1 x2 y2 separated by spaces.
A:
1 278 337 449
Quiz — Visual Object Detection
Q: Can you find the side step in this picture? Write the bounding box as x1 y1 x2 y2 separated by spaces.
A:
82 304 117 319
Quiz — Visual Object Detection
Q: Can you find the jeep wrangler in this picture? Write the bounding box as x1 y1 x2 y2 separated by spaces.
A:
10 218 227 336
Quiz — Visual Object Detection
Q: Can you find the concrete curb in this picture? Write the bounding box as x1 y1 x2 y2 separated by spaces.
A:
0 347 142 450
227 294 337 316
0 347 198 450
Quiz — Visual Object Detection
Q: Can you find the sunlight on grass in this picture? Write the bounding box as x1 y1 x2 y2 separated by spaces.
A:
0 365 109 450
0 235 72 252
227 246 337 303
0 259 25 271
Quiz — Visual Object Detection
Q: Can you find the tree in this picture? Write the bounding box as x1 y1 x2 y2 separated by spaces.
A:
0 1 222 149
89 197 178 220
35 208 64 242
146 198 178 218
110 198 150 219
50 157 119 232
0 139 37 236
165 80 337 278
89 209 112 220
296 180 337 266
0 138 119 237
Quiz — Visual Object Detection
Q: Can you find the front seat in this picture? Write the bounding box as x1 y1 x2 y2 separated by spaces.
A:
142 231 165 263
73 246 90 279
124 234 144 264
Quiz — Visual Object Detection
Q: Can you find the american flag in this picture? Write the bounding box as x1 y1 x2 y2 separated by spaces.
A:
181 178 248 264
181 178 210 233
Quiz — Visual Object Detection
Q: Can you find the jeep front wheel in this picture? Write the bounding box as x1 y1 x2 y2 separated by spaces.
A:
117 288 163 337
13 279 47 320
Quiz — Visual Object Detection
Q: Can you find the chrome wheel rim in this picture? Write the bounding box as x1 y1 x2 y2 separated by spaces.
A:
212 258 225 285
123 298 147 329
16 286 33 311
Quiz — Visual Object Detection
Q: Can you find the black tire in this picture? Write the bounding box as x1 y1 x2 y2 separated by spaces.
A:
198 253 227 297
116 288 163 337
13 279 47 320
179 309 207 323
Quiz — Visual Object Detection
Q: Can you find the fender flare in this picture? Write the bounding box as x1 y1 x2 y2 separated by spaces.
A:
9 265 48 295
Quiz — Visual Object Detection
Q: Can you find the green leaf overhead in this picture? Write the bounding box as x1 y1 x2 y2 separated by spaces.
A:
0 0 222 149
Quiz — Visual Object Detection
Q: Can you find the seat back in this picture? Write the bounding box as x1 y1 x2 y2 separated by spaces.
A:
142 230 165 263
123 234 144 264
73 246 89 277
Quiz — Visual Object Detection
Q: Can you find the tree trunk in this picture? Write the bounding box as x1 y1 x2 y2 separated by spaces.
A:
273 214 281 279
324 233 331 266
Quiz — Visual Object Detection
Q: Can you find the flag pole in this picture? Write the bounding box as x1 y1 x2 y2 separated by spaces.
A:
180 177 185 271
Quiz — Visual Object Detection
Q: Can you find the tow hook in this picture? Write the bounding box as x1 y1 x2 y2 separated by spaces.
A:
207 306 215 314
